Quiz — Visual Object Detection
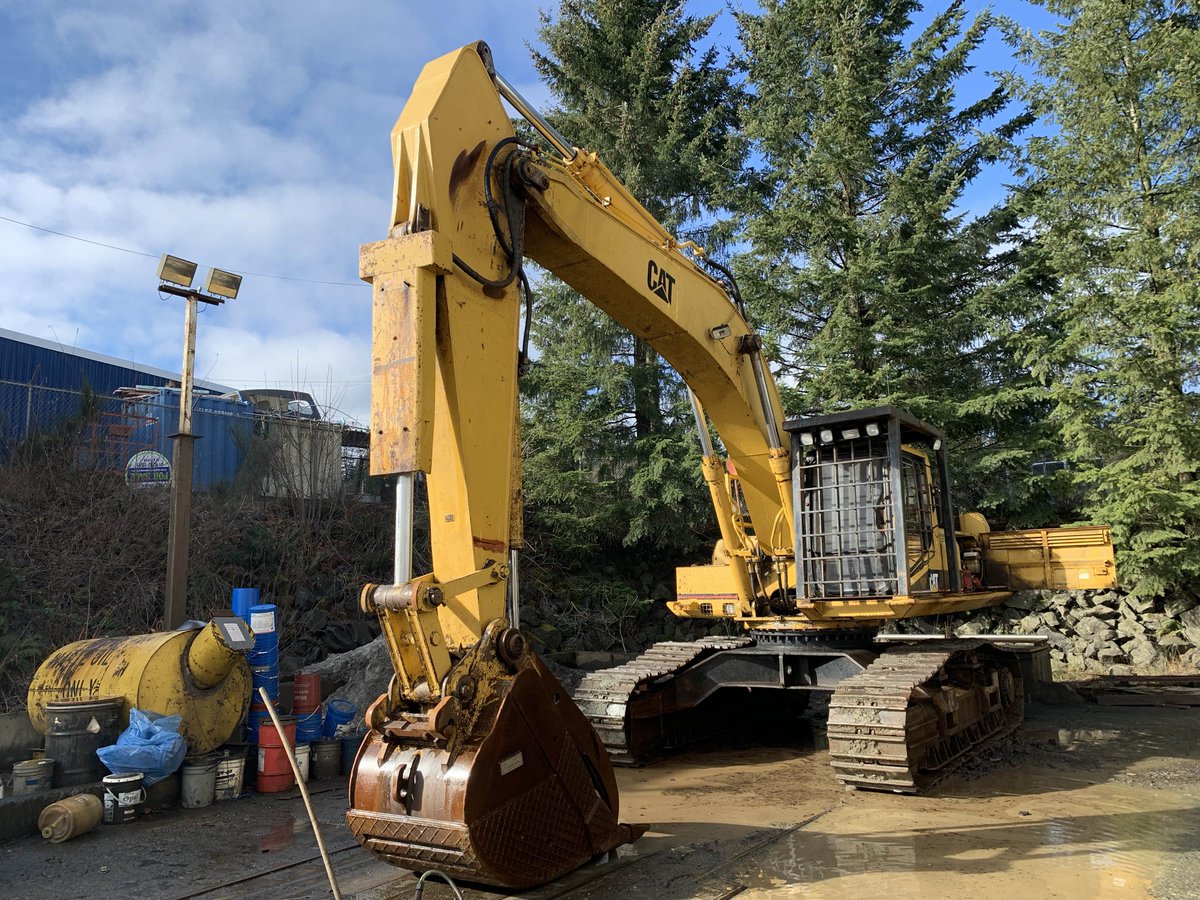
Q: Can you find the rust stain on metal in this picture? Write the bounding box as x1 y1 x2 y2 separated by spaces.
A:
472 536 507 553
346 636 639 888
449 140 487 203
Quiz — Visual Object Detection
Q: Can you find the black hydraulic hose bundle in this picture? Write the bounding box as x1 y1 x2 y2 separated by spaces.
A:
451 136 526 290
449 136 536 373
701 255 749 319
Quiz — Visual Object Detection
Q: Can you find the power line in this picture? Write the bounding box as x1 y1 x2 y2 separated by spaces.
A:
0 213 157 258
0 213 366 288
212 376 371 386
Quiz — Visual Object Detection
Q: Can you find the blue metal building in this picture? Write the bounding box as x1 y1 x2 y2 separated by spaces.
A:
0 329 350 498
0 328 236 487
0 327 230 395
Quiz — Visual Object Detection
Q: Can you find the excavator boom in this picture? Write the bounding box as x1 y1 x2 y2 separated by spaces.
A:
347 43 649 888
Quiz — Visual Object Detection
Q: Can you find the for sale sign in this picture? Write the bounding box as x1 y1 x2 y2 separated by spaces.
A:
125 450 172 488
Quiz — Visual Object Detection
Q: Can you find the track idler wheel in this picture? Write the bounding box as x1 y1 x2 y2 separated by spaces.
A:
347 639 642 889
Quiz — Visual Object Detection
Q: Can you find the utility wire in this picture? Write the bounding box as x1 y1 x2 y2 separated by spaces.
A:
0 213 157 258
0 213 366 288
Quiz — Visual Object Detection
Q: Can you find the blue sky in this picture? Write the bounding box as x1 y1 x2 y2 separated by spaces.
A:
0 1 1057 424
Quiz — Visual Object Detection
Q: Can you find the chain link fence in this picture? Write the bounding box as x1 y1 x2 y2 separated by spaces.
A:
0 379 375 500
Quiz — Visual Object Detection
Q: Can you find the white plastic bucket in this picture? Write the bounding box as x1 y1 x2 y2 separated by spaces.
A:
213 752 246 801
180 756 218 809
294 743 311 784
13 758 54 795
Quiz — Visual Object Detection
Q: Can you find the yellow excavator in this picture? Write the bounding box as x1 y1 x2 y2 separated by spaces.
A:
347 42 1117 889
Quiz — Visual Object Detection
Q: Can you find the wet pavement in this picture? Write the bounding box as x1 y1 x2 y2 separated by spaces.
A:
1 700 1197 899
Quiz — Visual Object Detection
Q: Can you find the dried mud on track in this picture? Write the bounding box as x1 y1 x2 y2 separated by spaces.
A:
3 700 1198 900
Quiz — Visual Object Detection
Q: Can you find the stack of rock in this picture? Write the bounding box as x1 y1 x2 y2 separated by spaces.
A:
901 589 1200 675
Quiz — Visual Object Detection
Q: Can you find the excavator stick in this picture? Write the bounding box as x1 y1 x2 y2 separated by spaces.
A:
347 625 642 889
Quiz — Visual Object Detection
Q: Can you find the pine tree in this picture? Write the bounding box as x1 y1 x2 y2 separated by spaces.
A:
1007 1 1200 598
522 1 744 570
733 0 1045 524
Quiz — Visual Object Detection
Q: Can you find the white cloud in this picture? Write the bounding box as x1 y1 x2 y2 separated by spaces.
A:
0 0 548 424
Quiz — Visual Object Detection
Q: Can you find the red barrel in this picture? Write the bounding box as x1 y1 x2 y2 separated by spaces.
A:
292 674 321 715
257 718 297 793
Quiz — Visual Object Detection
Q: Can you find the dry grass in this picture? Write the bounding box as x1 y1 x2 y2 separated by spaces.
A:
0 441 395 711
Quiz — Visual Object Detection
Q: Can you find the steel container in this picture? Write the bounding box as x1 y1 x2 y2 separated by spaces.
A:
27 622 251 755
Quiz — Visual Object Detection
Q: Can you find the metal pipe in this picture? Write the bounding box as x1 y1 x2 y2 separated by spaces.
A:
688 389 715 457
507 548 520 628
875 633 1048 643
186 621 241 689
493 71 576 161
748 352 782 449
394 472 415 586
887 415 909 597
179 295 197 436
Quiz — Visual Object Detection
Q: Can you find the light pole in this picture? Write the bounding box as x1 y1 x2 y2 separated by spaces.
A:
156 254 242 629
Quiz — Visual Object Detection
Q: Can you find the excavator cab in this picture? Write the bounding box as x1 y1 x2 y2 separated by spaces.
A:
788 405 1116 608
675 405 1115 624
789 406 959 602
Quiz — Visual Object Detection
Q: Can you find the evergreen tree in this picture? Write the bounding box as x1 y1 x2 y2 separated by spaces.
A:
1007 1 1200 598
734 0 1046 524
522 1 744 570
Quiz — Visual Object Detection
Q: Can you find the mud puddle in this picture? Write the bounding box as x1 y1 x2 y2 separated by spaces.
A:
730 774 1200 898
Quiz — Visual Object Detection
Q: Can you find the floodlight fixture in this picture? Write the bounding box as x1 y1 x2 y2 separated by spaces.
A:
157 253 198 288
204 268 242 300
709 324 732 340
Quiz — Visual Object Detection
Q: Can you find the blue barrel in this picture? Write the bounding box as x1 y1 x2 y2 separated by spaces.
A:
251 665 279 699
248 645 280 668
249 604 278 645
252 631 278 652
295 709 323 743
323 699 356 737
231 587 260 621
340 730 366 774
245 706 272 743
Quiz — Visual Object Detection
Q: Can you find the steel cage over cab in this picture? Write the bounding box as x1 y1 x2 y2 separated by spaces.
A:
785 406 961 601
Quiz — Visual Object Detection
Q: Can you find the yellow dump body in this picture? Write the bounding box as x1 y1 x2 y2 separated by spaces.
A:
27 626 250 754
980 526 1117 592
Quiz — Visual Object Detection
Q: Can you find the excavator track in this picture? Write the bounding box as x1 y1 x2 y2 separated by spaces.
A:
574 637 753 764
826 641 1024 793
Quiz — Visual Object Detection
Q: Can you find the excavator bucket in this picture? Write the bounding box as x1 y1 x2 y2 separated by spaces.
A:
347 647 643 889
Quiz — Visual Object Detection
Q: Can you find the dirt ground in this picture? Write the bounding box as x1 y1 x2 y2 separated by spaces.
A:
2 696 1197 900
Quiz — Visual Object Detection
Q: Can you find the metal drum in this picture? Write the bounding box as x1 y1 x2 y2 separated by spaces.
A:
27 622 251 754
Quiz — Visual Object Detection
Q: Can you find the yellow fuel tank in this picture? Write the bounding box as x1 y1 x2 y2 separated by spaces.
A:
27 622 251 754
